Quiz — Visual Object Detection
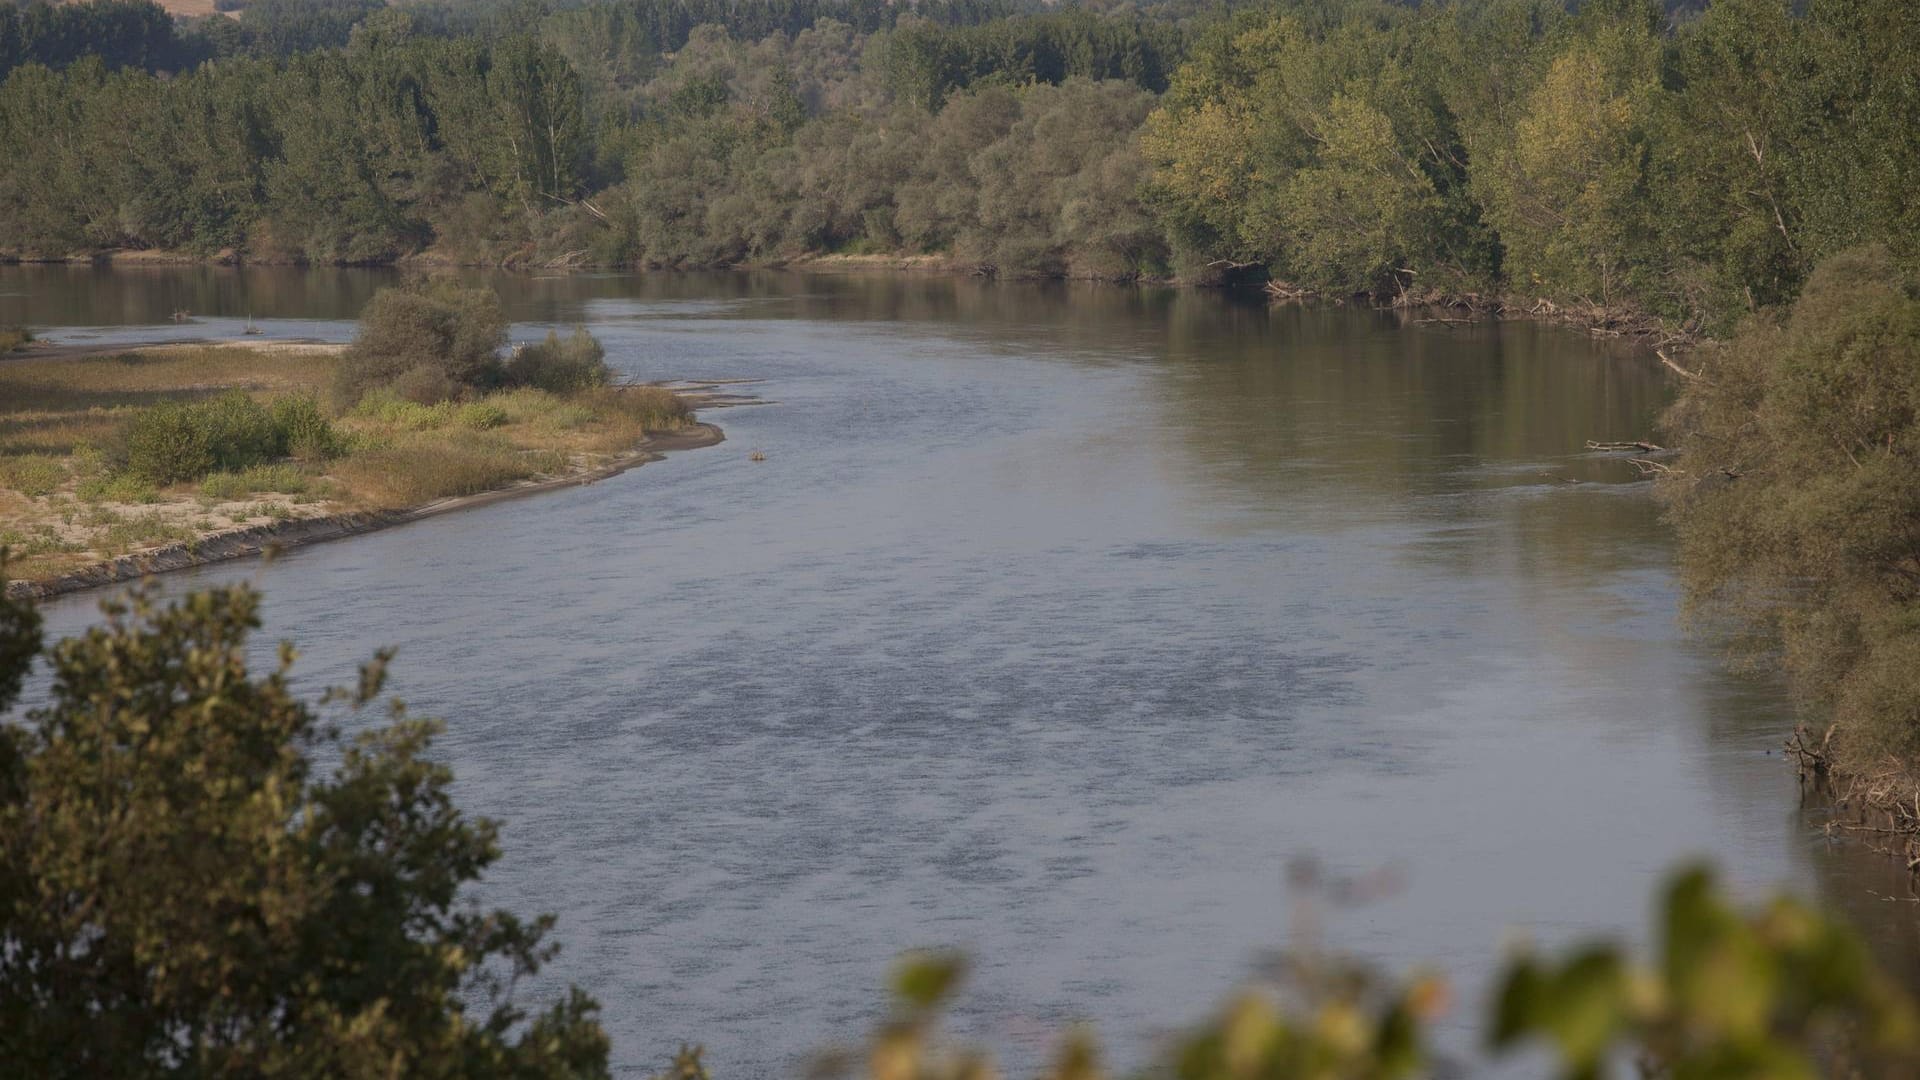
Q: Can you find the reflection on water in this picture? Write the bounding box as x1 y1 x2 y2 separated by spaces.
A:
7 266 1916 1074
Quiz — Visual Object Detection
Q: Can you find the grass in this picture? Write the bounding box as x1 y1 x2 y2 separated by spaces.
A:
0 342 698 583
200 463 312 501
329 432 567 508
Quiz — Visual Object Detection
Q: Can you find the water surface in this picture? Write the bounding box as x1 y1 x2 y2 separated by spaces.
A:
8 266 1914 1075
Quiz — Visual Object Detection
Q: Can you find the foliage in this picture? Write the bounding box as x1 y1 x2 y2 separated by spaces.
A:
0 580 610 1075
334 278 510 407
1494 865 1920 1078
0 0 192 81
1 0 1916 313
506 328 612 393
1659 246 1920 769
0 454 66 497
122 391 286 485
793 869 1920 1080
270 392 342 460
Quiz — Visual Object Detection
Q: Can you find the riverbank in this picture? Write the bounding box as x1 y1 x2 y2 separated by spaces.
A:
3 248 1704 350
0 341 721 599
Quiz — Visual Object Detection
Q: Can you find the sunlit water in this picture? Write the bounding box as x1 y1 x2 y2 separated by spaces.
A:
6 267 1916 1076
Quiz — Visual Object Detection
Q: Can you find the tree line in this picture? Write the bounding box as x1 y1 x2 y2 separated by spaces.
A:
1 0 1916 330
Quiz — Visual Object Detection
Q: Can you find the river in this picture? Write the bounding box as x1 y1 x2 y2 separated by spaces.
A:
5 266 1916 1076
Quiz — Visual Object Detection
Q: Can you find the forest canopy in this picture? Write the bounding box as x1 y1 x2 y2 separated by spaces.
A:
0 0 1914 330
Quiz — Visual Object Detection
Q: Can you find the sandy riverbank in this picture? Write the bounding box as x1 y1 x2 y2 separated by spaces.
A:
1 340 729 600
4 421 723 601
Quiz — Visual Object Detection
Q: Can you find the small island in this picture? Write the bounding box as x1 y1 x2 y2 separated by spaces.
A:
0 280 721 598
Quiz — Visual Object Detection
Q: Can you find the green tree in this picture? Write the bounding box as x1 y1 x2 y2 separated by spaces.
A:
0 579 610 1077
1477 33 1655 304
1647 0 1807 324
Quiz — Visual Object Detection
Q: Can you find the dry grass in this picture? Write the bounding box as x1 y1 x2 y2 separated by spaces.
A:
328 432 565 509
1 342 696 584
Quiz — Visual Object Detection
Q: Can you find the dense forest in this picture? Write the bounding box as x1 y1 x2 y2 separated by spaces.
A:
0 0 1914 330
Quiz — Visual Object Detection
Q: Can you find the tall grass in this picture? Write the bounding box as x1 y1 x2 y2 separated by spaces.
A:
328 432 567 508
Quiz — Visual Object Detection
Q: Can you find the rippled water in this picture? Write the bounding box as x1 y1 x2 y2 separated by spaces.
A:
8 267 1917 1076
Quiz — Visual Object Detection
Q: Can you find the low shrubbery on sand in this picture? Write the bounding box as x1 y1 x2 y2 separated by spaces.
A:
0 286 698 585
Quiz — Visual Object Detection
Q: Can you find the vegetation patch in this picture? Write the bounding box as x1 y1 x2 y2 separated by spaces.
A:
0 287 702 586
1659 246 1920 851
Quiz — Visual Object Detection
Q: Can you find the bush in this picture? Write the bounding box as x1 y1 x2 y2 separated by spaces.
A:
352 390 456 430
120 391 325 487
453 401 508 430
121 402 216 485
1660 246 1920 769
0 455 66 497
333 279 509 407
503 328 611 393
269 394 339 461
122 391 284 486
200 464 310 502
76 473 160 505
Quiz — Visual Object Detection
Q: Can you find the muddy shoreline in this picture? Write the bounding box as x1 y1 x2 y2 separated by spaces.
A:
3 422 724 602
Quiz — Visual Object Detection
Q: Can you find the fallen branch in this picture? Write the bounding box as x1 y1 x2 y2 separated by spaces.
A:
1656 349 1700 379
1586 440 1665 453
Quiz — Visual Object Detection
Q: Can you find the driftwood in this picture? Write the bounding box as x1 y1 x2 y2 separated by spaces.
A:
1655 348 1700 380
1586 439 1665 453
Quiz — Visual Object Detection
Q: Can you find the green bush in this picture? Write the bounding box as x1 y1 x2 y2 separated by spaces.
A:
333 279 509 407
269 394 339 461
120 391 318 487
121 402 216 485
122 391 284 486
200 464 310 502
453 401 508 430
503 328 611 393
76 473 160 505
0 582 610 1075
352 390 456 430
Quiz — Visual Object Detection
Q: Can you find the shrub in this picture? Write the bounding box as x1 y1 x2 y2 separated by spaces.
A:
121 402 215 485
503 329 611 393
0 582 610 1074
269 394 339 460
198 391 283 471
0 455 66 497
333 279 509 407
1659 246 1920 769
453 401 508 430
352 390 455 430
0 325 33 353
76 474 160 505
122 392 282 485
200 464 310 502
387 364 465 406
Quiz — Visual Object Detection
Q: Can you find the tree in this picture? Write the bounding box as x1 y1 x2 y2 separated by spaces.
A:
334 278 510 405
1477 36 1653 304
0 578 610 1077
1659 246 1920 772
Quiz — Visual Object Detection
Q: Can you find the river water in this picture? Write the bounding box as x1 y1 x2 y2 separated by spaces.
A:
6 266 1917 1075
